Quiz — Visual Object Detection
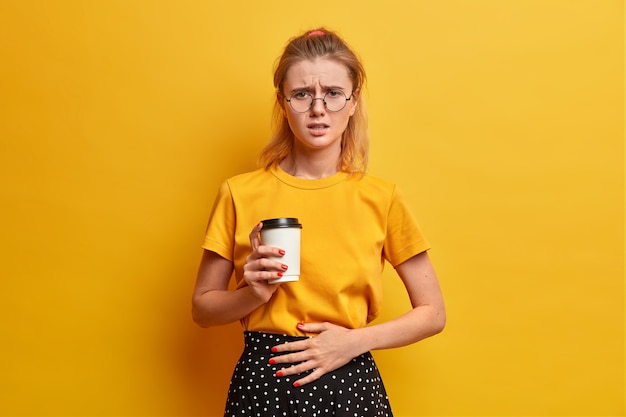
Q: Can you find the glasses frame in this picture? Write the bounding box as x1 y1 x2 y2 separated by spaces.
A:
285 90 354 113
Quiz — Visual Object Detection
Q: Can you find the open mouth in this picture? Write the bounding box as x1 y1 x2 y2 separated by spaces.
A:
307 123 329 131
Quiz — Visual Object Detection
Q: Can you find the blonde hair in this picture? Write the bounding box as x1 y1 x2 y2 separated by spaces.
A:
258 28 369 174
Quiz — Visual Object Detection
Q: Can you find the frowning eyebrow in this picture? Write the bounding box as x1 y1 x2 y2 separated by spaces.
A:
287 84 348 94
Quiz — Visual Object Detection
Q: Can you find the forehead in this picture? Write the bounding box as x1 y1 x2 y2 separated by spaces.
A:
284 58 353 91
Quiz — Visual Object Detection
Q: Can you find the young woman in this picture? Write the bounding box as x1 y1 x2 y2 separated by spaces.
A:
192 28 446 417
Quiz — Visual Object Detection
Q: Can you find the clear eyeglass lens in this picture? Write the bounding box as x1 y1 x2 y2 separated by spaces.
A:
289 91 349 112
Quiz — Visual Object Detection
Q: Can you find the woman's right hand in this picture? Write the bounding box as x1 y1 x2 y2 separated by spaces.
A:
243 222 288 302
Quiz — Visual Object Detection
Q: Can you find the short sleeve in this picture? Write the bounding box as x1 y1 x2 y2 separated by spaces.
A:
383 185 430 267
202 180 236 261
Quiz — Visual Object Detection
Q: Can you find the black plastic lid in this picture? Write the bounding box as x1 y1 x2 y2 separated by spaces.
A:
261 217 302 229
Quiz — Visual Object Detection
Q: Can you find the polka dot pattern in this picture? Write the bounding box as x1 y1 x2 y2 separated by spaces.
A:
223 331 393 416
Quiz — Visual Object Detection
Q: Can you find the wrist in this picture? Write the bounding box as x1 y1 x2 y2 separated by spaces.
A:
242 284 273 305
350 326 376 354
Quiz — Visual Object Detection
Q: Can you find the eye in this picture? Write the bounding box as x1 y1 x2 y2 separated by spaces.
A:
326 90 342 98
292 91 310 100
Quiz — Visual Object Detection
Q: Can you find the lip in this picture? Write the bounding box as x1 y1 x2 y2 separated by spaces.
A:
307 123 329 136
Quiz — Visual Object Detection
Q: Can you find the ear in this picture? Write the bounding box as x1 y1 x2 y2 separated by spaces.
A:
277 92 287 113
348 89 360 116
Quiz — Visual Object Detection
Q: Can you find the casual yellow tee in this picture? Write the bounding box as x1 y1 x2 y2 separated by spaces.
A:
202 165 430 335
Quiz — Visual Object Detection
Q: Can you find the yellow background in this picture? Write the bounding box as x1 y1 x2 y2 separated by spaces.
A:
0 1 623 416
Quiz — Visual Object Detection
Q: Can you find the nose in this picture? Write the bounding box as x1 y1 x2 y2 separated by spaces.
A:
310 97 326 114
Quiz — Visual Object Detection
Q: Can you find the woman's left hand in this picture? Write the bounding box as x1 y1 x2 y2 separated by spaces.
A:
269 322 364 387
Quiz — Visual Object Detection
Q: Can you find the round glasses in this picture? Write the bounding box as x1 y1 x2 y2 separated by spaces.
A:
285 90 353 113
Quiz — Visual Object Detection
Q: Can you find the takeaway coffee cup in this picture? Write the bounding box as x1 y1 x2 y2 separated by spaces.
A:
260 217 302 283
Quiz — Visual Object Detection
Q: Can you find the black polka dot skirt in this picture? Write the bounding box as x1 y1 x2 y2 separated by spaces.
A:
223 331 394 417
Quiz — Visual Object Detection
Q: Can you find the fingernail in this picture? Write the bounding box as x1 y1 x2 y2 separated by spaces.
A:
276 371 283 377
268 359 276 365
281 264 288 270
277 272 283 277
293 382 300 387
278 249 285 255
296 322 304 328
271 347 278 353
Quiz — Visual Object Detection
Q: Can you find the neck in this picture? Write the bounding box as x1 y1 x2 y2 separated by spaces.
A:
280 152 340 180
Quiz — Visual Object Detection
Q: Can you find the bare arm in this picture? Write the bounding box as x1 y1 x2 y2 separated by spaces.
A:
271 251 446 386
353 250 446 350
192 250 257 327
191 222 288 327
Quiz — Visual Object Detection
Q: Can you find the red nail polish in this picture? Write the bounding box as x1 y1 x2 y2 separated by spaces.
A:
293 382 300 387
268 359 276 365
276 371 283 377
296 322 304 328
277 272 283 277
278 250 285 255
281 264 288 270
271 347 278 353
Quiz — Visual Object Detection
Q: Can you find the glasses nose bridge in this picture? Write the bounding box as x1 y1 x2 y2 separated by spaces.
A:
309 95 326 111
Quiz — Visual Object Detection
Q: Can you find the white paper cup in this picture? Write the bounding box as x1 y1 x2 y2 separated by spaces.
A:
260 217 302 283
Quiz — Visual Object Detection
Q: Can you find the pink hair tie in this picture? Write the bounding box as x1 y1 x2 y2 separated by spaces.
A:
308 30 325 36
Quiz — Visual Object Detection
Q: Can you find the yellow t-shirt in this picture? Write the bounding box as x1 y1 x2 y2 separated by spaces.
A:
202 165 430 335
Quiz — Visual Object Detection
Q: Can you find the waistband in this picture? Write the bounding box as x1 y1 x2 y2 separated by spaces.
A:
243 331 310 353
